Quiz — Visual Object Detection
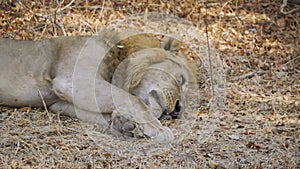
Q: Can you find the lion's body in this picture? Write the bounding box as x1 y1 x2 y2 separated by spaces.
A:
0 31 195 142
0 38 57 106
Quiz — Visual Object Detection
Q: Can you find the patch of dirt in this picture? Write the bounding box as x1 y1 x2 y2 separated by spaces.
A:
0 0 299 168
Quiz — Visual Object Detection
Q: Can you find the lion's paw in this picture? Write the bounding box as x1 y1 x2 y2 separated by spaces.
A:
111 111 145 138
143 124 174 143
111 110 174 143
156 126 174 143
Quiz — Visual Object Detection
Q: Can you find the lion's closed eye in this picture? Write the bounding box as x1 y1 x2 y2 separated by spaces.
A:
176 74 187 92
179 74 186 86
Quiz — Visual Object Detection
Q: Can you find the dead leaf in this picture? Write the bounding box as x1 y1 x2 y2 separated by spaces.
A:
18 119 28 127
208 160 218 169
246 141 261 149
10 160 18 169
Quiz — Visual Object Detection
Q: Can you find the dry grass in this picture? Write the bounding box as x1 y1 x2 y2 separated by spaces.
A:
0 0 299 168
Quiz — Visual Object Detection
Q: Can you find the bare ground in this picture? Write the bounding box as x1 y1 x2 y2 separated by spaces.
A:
0 1 299 168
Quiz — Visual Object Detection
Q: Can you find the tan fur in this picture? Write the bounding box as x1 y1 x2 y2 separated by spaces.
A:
124 48 189 90
0 31 197 142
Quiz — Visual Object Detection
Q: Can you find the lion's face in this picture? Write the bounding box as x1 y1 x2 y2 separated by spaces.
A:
126 50 192 120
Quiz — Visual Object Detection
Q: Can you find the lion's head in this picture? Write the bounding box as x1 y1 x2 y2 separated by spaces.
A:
99 32 197 140
111 47 196 139
119 48 195 119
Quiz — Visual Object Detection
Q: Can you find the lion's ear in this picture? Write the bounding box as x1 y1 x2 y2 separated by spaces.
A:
162 35 183 52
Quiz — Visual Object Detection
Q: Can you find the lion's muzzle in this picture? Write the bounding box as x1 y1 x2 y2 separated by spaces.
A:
149 88 183 120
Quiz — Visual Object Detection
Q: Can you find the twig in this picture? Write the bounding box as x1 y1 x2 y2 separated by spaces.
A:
54 0 67 36
18 0 67 36
10 135 32 148
38 89 52 123
38 89 63 137
280 0 300 14
230 70 265 81
17 0 49 20
282 54 300 66
57 0 75 13
66 127 80 133
205 1 214 96
53 11 67 36
14 141 20 155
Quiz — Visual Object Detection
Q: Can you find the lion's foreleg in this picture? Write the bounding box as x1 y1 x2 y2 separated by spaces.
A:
49 100 112 126
49 100 77 118
51 75 174 142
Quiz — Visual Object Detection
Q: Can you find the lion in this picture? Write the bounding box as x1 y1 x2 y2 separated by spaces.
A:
0 30 196 142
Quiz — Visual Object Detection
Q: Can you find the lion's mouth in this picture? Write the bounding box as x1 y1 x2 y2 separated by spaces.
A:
159 100 182 120
169 100 182 119
149 89 182 120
